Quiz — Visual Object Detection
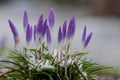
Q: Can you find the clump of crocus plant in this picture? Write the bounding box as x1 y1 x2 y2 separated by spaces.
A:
0 8 111 80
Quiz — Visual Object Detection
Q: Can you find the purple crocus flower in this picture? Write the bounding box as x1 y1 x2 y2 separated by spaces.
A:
66 16 76 39
26 24 32 43
37 19 47 41
8 20 20 45
37 14 43 27
58 26 62 43
37 14 44 35
41 19 47 37
46 26 51 44
37 27 42 36
49 8 55 28
23 10 28 31
84 32 92 48
82 26 86 42
62 20 67 39
8 20 18 37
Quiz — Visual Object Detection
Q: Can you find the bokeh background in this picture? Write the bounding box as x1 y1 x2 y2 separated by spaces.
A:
0 0 120 69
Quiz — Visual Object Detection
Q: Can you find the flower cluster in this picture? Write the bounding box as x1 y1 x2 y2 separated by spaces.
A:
9 8 92 49
9 8 55 47
0 8 111 80
8 8 93 66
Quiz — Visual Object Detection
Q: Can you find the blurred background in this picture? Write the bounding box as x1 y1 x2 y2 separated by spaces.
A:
0 0 120 74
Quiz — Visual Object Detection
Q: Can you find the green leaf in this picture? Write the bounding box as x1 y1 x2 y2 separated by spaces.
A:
0 60 23 69
88 66 112 75
75 52 88 57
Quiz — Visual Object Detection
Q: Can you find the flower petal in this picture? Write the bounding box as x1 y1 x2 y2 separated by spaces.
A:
8 20 18 37
37 14 43 27
62 20 67 39
66 16 76 39
84 32 92 48
46 26 51 44
23 10 28 31
41 19 47 37
37 14 44 35
58 26 62 43
82 26 86 42
26 24 32 43
8 20 20 45
49 8 55 28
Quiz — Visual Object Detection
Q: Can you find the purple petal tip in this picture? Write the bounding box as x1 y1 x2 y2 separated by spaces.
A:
8 20 19 37
8 20 20 45
46 26 51 44
84 32 92 48
41 19 47 37
82 26 86 42
49 8 55 28
62 20 67 39
23 10 28 31
37 14 43 27
66 16 76 39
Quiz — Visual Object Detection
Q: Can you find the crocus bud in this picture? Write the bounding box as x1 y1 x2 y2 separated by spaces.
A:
26 24 32 43
23 10 28 31
84 32 92 48
37 16 43 35
62 20 67 39
58 26 62 43
49 8 55 28
46 26 51 44
41 19 47 37
8 20 20 45
82 26 86 42
66 16 76 39
37 14 43 27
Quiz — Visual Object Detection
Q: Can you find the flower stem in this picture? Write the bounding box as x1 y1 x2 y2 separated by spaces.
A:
64 52 69 80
